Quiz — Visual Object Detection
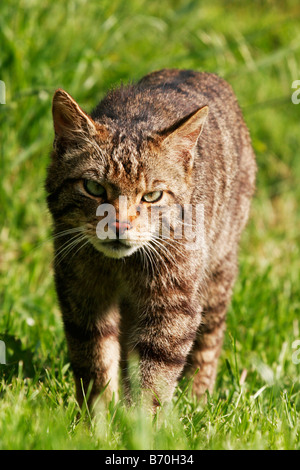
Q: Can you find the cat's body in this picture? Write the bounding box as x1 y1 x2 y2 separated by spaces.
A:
46 69 256 410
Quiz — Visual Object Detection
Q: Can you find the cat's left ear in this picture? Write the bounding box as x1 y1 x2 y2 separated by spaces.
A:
52 89 97 140
162 105 209 167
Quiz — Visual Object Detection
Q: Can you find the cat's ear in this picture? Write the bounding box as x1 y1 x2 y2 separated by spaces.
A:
52 89 97 141
162 105 209 166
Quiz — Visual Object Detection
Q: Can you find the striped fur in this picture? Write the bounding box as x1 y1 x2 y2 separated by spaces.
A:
46 69 256 411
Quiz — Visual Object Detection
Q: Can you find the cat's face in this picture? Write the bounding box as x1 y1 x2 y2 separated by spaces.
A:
46 89 208 259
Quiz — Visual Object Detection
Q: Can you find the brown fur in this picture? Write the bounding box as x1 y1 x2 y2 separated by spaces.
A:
46 69 256 410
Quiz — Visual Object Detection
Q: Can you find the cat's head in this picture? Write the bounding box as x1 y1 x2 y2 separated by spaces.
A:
46 89 208 259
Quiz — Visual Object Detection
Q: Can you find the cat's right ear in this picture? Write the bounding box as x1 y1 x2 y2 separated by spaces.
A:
52 89 97 145
161 105 209 169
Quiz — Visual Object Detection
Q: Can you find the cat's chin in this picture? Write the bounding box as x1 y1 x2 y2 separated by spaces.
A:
90 239 139 259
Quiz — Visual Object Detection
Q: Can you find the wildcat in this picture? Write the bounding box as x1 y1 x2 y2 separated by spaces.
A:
46 69 256 411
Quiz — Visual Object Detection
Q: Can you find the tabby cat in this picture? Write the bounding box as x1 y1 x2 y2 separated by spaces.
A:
46 69 256 411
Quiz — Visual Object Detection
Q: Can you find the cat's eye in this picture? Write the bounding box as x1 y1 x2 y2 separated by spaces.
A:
83 179 106 197
142 191 163 203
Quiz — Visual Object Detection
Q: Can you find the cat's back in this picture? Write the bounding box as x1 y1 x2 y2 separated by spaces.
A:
137 69 256 259
92 68 256 216
93 69 231 123
92 68 251 149
138 69 250 142
140 69 255 175
138 68 236 109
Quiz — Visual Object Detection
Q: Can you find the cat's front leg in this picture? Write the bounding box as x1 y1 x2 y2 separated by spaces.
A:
63 309 120 412
134 299 202 408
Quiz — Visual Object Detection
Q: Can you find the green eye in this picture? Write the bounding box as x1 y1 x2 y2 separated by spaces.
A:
142 191 163 203
83 179 106 197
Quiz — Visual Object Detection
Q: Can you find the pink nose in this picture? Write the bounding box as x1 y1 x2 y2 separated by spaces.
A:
111 220 131 237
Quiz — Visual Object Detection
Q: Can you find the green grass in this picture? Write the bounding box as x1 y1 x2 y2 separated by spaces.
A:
0 0 300 450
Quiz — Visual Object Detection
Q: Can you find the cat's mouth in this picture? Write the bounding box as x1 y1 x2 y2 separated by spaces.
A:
90 238 140 259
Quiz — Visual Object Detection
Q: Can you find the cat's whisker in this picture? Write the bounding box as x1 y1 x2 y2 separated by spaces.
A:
141 244 153 277
142 243 157 278
151 234 186 259
52 227 85 240
54 233 88 266
66 236 91 265
54 239 85 266
132 228 186 270
149 221 190 246
151 233 184 249
22 227 84 257
152 242 183 274
149 237 177 265
138 246 146 274
147 240 171 280
144 247 152 279
54 230 85 256
160 238 187 252
139 245 151 278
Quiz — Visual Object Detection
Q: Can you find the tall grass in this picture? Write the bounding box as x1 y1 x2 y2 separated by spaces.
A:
0 0 299 450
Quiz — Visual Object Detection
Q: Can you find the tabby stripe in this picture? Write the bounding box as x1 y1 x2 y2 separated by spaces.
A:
64 319 118 342
47 179 78 203
201 316 226 335
50 203 77 219
137 341 187 367
71 363 108 383
203 299 227 315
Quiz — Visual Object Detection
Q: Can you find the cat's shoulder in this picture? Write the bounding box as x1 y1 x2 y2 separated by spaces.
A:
138 68 233 93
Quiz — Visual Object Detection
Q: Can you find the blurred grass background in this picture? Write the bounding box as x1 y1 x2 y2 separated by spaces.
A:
0 0 299 449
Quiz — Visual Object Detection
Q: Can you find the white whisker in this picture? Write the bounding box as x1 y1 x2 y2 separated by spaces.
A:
143 243 156 278
149 237 177 265
147 240 171 279
54 232 87 266
151 234 186 258
67 236 91 263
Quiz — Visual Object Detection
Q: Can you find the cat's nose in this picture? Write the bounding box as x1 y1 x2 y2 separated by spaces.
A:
111 220 131 238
